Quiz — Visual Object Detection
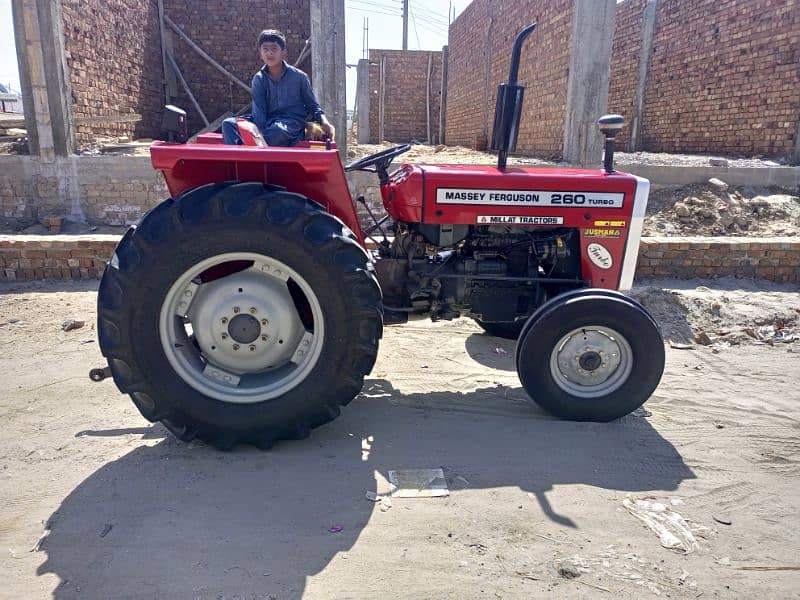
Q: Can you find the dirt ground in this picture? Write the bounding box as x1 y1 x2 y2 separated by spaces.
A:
1 279 799 599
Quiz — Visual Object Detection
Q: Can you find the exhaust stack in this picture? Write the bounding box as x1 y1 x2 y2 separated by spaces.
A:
490 22 537 171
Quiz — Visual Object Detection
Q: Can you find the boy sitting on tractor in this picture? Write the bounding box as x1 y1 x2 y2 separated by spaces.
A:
221 30 335 146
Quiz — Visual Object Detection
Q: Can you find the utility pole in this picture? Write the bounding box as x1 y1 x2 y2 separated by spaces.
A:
362 17 368 59
402 0 408 50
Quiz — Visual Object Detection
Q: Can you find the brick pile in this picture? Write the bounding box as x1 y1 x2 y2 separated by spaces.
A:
445 0 574 158
637 237 800 282
62 0 164 146
367 50 443 144
610 0 800 158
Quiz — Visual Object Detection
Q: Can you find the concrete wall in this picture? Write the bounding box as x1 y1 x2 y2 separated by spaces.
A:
0 155 167 226
0 155 383 230
445 0 575 157
609 0 800 158
367 49 443 144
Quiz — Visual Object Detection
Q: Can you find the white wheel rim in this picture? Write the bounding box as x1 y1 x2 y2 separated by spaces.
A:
549 325 633 398
159 252 324 404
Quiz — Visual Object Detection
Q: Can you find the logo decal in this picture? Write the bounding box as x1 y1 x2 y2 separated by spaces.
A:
594 220 626 227
587 243 613 270
436 188 624 208
584 228 622 238
477 215 564 225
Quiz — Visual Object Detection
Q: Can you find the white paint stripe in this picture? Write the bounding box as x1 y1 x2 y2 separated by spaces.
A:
619 176 649 290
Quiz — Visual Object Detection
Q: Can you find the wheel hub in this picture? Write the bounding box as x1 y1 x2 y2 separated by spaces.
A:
578 350 602 372
159 253 325 404
227 313 262 344
549 326 633 398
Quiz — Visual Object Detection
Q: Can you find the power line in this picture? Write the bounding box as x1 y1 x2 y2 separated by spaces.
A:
409 6 421 49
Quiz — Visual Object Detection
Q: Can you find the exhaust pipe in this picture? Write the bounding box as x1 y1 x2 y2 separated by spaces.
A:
490 22 537 170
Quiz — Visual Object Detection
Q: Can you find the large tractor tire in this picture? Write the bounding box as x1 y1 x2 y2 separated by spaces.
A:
97 182 382 449
515 289 664 421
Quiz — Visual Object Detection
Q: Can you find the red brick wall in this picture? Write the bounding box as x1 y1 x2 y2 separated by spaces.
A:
62 0 164 146
60 1 310 146
608 0 647 149
610 0 800 158
367 50 443 144
166 0 311 133
4 235 798 283
445 0 574 158
443 0 489 149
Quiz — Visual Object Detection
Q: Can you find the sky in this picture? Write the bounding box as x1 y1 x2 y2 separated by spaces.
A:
0 0 471 107
344 0 473 108
0 0 19 92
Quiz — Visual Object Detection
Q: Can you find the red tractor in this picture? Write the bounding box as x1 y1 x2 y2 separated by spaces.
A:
92 24 664 449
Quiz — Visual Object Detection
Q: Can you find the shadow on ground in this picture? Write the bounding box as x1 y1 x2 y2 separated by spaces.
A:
38 379 693 598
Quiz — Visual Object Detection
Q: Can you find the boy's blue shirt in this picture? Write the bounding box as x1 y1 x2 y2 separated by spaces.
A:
251 61 324 143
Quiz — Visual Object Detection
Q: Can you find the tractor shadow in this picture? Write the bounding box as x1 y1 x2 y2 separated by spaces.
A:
464 332 517 370
38 379 693 598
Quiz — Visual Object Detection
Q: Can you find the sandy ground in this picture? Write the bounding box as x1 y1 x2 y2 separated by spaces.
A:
1 280 799 599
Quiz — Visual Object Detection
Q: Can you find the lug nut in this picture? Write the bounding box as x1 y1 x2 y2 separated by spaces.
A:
249 307 257 314
221 317 228 324
232 344 240 351
249 345 256 352
233 307 240 313
261 319 268 326
221 333 228 339
261 335 268 341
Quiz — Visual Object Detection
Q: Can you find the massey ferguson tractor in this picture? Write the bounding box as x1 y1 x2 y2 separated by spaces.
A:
92 24 665 449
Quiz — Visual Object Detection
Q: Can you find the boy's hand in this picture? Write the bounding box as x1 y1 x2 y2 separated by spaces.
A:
320 116 335 140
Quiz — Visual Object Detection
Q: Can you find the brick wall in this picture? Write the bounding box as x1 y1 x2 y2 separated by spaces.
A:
0 235 119 281
61 0 164 146
367 50 443 144
445 0 574 158
166 0 311 133
60 1 311 147
607 0 647 149
3 234 797 283
610 0 800 158
637 237 800 282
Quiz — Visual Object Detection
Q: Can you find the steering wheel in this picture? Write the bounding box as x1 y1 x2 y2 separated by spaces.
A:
344 144 412 174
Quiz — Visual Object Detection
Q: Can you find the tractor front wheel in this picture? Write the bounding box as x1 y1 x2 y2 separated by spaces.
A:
97 182 382 449
515 289 664 421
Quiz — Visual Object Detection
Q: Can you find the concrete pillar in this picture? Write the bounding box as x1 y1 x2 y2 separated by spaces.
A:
562 0 616 166
356 59 370 144
630 0 658 152
310 0 347 159
11 0 74 159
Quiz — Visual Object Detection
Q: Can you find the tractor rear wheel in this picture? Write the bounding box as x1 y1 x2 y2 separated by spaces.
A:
97 182 382 449
515 289 664 421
